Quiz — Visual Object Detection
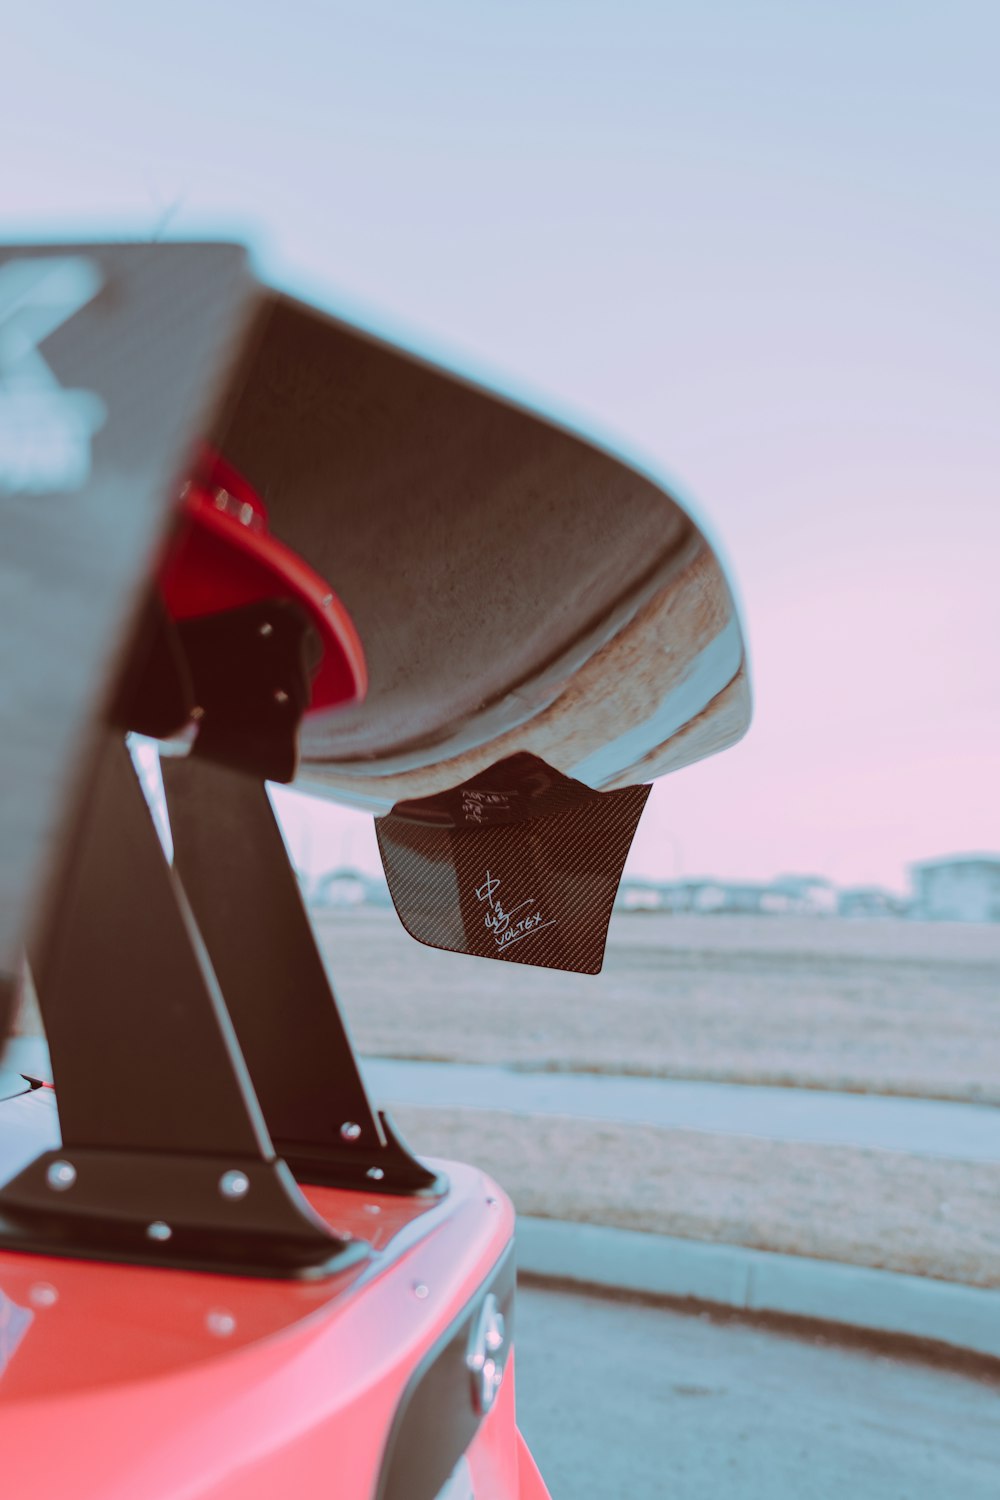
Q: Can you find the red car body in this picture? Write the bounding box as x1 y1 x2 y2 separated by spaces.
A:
0 1080 545 1497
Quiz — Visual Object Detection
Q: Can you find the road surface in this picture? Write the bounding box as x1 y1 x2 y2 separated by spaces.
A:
514 1283 1000 1499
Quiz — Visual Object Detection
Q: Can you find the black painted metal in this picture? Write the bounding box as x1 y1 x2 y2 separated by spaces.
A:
110 591 194 742
36 738 269 1157
0 242 255 1002
375 1244 516 1500
177 598 321 783
162 754 444 1196
0 737 364 1278
0 1148 368 1281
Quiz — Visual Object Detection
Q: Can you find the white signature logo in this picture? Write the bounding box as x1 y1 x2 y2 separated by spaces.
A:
461 790 510 824
0 256 107 495
475 870 556 954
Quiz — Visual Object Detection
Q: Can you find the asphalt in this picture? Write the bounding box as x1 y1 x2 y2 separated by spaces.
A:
362 1056 1000 1161
514 1282 1000 1500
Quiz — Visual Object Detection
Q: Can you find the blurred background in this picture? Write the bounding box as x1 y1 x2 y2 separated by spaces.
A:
5 13 1000 1492
5 0 998 902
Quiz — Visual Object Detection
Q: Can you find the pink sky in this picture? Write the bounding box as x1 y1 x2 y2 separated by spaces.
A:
5 3 998 892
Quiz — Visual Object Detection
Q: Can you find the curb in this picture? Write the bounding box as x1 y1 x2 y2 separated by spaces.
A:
515 1217 1000 1364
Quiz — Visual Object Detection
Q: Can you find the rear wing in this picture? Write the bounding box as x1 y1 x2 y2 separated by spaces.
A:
0 242 749 1276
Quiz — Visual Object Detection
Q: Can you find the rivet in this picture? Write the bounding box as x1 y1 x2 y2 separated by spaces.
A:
46 1160 76 1191
486 1196 499 1208
238 502 254 526
364 1204 381 1215
206 1309 236 1337
258 622 274 637
29 1283 58 1308
321 593 333 607
190 705 205 721
214 488 230 511
147 1221 172 1242
274 689 289 705
366 1166 385 1181
219 1169 250 1200
413 1282 430 1300
340 1121 362 1142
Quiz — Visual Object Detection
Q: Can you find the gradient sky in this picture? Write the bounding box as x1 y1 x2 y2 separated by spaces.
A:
4 2 998 893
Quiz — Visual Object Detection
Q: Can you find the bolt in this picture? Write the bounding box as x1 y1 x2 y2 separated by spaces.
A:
340 1121 362 1142
214 488 230 510
219 1169 250 1200
258 622 274 637
29 1283 58 1308
366 1166 385 1181
147 1221 172 1242
46 1160 76 1191
238 502 254 526
206 1309 236 1337
413 1282 430 1300
274 689 289 704
485 1312 506 1352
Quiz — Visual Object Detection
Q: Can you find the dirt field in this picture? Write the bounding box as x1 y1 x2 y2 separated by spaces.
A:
338 910 999 1284
11 907 998 1283
319 909 1000 1103
394 1106 1000 1287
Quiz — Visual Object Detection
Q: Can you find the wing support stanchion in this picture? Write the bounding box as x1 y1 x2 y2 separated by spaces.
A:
0 737 368 1279
161 754 445 1197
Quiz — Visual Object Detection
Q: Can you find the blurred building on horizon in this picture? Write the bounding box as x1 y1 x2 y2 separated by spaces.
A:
910 856 1000 924
306 856 1000 924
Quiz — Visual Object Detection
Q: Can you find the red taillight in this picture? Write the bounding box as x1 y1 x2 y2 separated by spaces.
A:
159 446 366 713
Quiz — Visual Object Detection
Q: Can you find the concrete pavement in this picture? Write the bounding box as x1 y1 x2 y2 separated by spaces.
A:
516 1217 1000 1364
362 1056 1000 1161
514 1282 1000 1500
12 1040 1000 1163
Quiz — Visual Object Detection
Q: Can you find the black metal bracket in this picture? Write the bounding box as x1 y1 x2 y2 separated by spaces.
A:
0 738 368 1279
161 754 445 1198
176 598 322 783
0 1149 365 1281
113 592 322 785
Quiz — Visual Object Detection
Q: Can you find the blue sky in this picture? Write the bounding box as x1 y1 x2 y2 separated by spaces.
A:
4 3 998 891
